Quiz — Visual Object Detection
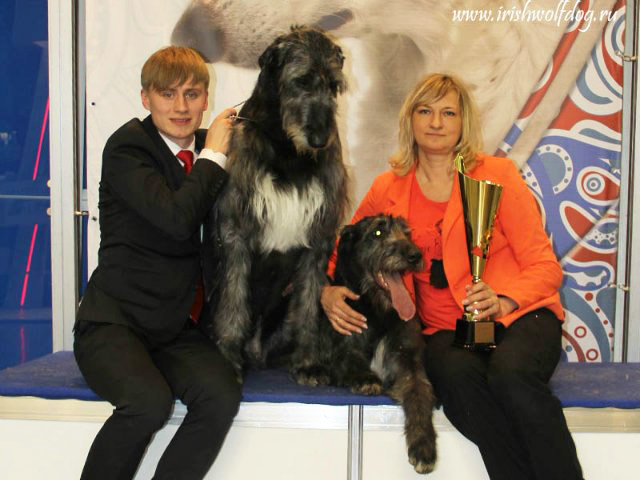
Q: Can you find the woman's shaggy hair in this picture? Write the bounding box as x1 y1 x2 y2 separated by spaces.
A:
392 73 483 176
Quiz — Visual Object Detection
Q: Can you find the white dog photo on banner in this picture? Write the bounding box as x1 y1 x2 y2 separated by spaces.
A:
170 0 611 198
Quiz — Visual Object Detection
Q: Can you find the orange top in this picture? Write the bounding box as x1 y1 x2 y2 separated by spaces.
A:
328 153 564 334
408 174 462 332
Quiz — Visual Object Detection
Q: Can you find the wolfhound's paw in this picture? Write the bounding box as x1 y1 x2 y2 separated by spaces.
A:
351 381 383 395
348 373 383 395
293 366 331 386
227 361 243 384
217 343 244 383
408 440 436 474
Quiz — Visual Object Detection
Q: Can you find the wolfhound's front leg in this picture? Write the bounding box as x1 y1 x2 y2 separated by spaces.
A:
384 327 437 474
284 250 329 383
334 343 384 395
214 219 253 379
391 362 437 474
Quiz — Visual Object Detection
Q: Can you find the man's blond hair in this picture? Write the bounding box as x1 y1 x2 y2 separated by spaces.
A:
141 46 209 92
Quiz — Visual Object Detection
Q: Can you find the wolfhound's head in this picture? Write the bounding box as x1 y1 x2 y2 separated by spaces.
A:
337 215 423 320
254 26 346 152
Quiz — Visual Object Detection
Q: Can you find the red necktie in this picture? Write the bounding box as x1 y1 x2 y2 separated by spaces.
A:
190 281 204 323
176 149 203 321
177 150 194 174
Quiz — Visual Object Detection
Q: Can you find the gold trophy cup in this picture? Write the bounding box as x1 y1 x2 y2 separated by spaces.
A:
452 154 503 350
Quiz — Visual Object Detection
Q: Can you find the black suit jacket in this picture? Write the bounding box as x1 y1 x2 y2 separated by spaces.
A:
76 115 227 345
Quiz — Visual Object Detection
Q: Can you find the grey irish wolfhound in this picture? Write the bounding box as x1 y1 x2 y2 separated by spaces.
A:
202 27 349 381
313 214 437 473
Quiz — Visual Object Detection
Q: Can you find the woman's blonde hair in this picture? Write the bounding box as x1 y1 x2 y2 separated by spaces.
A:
141 46 209 92
391 73 483 176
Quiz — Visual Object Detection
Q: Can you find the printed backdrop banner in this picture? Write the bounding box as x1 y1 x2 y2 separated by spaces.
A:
85 0 625 362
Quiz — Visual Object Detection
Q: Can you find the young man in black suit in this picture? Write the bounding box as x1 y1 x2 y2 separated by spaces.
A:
74 46 240 480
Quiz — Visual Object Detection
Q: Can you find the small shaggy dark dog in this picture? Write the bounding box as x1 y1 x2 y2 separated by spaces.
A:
307 215 437 474
202 26 349 379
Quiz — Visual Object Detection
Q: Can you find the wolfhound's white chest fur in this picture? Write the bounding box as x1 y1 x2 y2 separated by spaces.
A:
251 173 325 253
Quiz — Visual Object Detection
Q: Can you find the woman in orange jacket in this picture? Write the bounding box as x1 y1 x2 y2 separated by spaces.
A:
322 73 583 480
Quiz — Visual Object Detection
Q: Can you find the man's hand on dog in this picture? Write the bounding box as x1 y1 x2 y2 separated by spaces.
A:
204 107 237 154
321 285 367 336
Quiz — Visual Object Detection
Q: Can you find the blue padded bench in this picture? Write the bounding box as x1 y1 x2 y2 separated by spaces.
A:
2 352 640 480
1 351 640 409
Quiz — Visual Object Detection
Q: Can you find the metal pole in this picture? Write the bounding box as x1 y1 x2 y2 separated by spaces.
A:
615 0 639 362
49 0 81 351
347 405 363 480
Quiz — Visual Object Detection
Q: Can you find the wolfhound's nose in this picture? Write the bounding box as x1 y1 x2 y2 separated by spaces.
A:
407 249 422 265
309 133 328 149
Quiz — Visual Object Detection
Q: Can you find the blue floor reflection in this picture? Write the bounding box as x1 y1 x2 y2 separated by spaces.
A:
0 309 52 370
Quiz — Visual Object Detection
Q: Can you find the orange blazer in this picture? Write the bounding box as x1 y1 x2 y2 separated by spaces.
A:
332 153 564 331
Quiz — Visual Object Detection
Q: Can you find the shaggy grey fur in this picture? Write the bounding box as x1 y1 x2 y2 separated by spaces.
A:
203 27 349 381
308 215 438 474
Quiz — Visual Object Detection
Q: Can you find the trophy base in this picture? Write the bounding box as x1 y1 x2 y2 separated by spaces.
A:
452 318 496 351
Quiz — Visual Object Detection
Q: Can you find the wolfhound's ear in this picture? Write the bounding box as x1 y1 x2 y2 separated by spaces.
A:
258 39 291 72
338 224 360 250
258 43 277 70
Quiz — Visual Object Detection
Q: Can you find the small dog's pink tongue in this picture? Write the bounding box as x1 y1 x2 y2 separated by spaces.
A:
383 273 415 321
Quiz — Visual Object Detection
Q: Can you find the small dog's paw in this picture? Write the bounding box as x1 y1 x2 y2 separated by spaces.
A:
350 377 383 395
293 366 331 386
343 370 383 395
408 440 436 474
351 382 383 395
